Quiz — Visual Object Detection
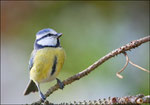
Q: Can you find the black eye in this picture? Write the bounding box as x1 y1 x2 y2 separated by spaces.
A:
48 33 53 36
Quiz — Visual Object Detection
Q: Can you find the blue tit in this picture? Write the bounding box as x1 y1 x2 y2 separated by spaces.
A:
23 28 65 101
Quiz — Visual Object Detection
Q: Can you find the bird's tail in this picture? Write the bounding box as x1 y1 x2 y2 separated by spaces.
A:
23 80 38 95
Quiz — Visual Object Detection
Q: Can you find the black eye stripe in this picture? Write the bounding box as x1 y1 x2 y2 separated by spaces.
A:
48 33 53 36
37 33 55 41
36 35 48 41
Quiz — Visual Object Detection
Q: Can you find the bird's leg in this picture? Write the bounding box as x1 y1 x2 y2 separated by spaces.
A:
35 82 46 102
56 78 64 89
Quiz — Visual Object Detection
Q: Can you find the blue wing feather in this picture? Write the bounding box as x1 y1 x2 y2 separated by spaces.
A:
28 50 36 70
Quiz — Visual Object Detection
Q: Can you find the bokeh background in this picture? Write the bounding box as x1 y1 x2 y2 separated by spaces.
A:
1 1 149 104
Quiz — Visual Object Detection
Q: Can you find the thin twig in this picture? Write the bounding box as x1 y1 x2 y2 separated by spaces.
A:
129 60 150 73
116 52 149 79
116 52 129 79
31 36 150 105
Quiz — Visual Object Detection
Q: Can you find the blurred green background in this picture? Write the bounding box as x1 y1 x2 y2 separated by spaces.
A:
1 1 149 104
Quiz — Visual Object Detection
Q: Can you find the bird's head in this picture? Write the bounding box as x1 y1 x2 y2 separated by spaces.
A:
35 28 62 48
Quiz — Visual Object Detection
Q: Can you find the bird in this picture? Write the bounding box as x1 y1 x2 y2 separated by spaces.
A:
23 28 65 101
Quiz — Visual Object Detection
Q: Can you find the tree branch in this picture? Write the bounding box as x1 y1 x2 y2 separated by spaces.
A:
44 94 150 105
31 36 150 105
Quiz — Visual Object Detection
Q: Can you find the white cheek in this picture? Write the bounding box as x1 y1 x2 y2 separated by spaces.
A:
37 37 57 46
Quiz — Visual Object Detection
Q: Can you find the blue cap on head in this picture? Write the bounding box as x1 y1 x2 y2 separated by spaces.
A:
36 28 57 36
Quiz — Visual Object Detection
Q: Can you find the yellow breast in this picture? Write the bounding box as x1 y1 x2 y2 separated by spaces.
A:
30 47 65 83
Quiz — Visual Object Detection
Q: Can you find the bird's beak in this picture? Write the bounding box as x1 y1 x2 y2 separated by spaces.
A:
57 33 63 38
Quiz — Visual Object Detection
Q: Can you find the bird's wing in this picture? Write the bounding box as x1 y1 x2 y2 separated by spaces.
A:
28 50 36 70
